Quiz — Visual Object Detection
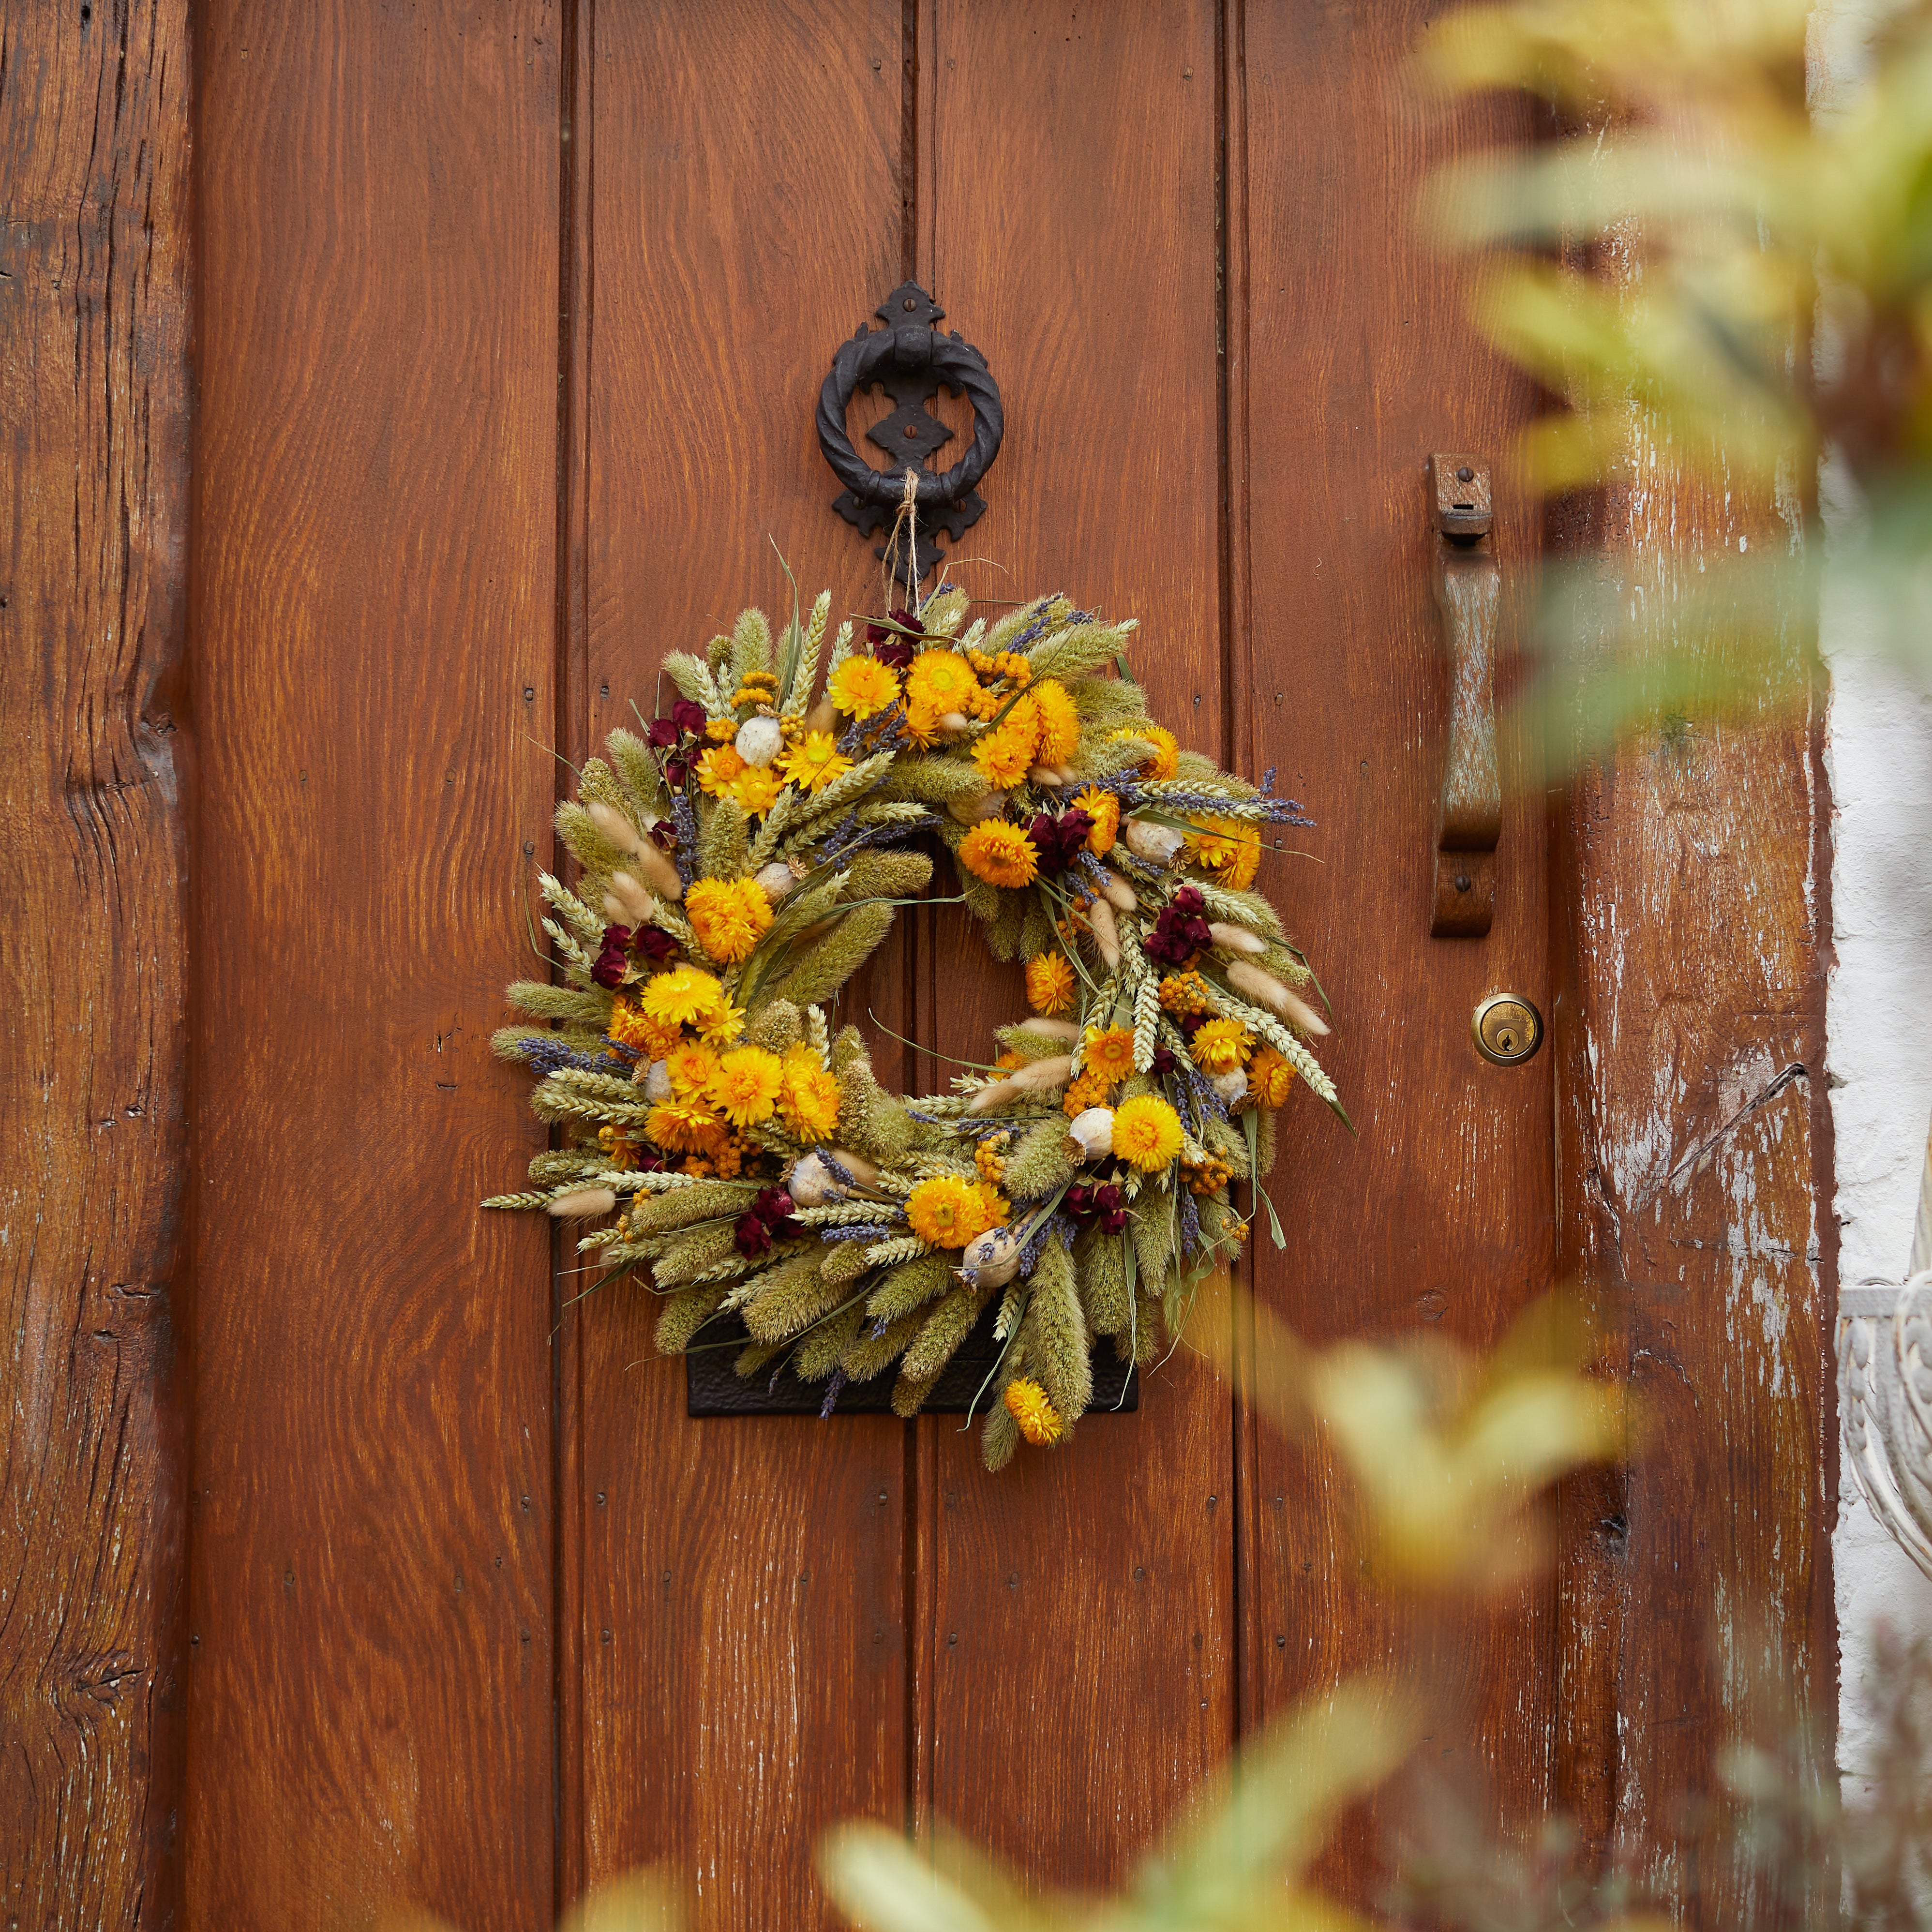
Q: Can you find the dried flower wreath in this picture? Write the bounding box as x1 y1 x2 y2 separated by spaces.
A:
486 579 1341 1468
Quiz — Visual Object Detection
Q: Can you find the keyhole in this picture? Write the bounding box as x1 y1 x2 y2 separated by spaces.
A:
904 425 919 437
1497 1028 1517 1053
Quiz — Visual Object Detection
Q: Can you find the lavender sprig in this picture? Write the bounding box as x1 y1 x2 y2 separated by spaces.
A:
819 1368 848 1419
670 793 699 885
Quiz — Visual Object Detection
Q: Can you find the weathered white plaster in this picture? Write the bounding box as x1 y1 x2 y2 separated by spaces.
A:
1812 0 1932 1794
1825 572 1932 1790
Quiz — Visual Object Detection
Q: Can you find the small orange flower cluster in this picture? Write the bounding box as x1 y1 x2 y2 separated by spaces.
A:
1182 1151 1233 1197
1157 971 1213 1018
973 1131 1010 1187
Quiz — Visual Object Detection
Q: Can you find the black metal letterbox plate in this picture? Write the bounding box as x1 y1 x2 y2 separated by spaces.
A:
687 1297 1138 1416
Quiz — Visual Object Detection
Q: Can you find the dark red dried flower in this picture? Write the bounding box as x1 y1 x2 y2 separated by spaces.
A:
632 925 678 963
1065 1180 1127 1236
1146 887 1213 966
866 607 924 669
591 926 632 988
672 698 710 738
735 1184 802 1257
1026 806 1096 877
1150 1045 1178 1078
664 758 688 790
647 715 680 749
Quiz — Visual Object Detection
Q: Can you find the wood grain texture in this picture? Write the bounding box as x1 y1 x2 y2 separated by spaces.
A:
914 0 1233 1887
1232 0 1555 1873
0 5 194 1925
1549 477 1832 1923
570 7 911 1926
188 5 561 1923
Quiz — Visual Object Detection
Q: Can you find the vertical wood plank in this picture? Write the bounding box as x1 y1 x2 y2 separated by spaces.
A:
0 5 194 1925
570 8 910 1927
915 0 1233 1885
189 5 561 1923
1549 479 1832 1923
1234 0 1554 1873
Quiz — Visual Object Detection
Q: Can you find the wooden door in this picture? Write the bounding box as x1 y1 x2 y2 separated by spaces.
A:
0 2 1821 1927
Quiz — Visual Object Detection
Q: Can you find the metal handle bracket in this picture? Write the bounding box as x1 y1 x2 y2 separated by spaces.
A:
1428 452 1501 937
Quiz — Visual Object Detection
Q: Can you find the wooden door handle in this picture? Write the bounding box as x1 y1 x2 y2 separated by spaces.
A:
1428 453 1500 937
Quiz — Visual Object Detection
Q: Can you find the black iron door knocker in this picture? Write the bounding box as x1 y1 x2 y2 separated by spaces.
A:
816 281 1004 589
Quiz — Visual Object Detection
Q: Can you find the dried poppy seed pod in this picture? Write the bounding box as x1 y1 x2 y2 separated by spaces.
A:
960 1225 1023 1288
1064 1106 1116 1162
586 800 643 854
1088 897 1122 969
735 716 783 767
754 861 796 902
644 1060 674 1102
1227 959 1329 1036
1208 920 1266 956
548 1186 617 1219
786 1148 880 1205
1212 1069 1248 1105
1008 1054 1074 1094
786 1152 838 1206
605 870 657 926
1123 817 1184 866
1095 868 1138 913
948 791 1007 824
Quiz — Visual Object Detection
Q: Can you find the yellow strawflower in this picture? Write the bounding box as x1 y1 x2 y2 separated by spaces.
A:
1111 1093 1183 1171
829 655 901 719
685 876 775 965
696 995 747 1048
642 963 728 1028
778 1046 842 1142
1189 1018 1252 1074
646 1100 725 1154
608 1000 682 1061
1030 678 1080 764
1003 1378 1064 1447
706 1045 785 1127
1074 786 1120 854
729 762 785 817
695 744 747 794
1080 1026 1137 1086
1187 815 1261 889
905 1174 998 1249
905 649 980 725
971 720 1035 790
1247 1046 1296 1108
777 732 853 795
957 819 1039 889
1115 723 1180 781
665 1038 718 1100
1024 952 1076 1015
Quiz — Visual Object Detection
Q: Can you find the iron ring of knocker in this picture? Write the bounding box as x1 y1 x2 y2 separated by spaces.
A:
817 281 1003 584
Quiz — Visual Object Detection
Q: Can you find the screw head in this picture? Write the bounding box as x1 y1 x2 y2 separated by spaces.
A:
1457 464 1474 482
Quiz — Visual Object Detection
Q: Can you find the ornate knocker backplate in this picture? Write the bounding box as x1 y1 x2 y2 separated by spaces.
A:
816 281 1003 587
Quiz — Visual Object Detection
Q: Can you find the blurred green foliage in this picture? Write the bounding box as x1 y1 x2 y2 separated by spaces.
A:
1419 0 1932 737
